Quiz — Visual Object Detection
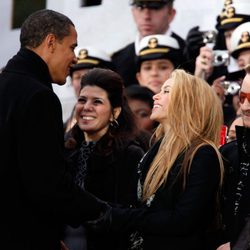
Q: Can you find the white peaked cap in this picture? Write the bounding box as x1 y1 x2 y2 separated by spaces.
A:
231 21 250 58
139 34 179 52
75 46 111 62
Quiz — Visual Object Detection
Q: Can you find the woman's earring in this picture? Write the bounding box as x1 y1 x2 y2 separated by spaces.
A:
110 119 119 129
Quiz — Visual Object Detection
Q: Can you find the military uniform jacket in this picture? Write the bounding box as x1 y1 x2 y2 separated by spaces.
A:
0 48 106 250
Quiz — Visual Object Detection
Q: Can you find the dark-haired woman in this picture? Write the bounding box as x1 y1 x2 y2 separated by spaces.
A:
63 68 145 250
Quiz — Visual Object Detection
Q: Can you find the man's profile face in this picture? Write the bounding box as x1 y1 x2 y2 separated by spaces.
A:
238 50 250 69
132 5 176 38
48 25 78 85
240 73 250 127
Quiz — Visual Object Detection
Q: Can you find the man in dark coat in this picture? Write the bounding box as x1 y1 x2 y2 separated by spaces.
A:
0 9 109 250
111 0 186 87
218 64 250 250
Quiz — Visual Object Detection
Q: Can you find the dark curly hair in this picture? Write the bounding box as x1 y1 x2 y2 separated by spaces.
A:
65 68 140 155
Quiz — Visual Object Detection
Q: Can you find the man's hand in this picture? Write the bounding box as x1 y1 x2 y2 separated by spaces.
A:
194 46 214 80
61 241 69 250
185 26 205 60
216 242 230 250
211 75 226 103
85 202 112 233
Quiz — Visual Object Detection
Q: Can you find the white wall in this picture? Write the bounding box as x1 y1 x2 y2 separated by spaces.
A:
0 0 224 121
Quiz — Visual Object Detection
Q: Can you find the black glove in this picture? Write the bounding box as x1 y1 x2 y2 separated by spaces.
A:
85 202 112 233
184 26 205 61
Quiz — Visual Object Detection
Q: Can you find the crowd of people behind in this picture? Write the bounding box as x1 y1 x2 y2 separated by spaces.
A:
1 0 250 250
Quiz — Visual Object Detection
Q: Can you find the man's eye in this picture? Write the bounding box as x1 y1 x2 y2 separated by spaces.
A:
160 66 169 70
142 66 151 71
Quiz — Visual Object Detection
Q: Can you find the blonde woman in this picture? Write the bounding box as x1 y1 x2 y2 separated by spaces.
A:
107 69 225 250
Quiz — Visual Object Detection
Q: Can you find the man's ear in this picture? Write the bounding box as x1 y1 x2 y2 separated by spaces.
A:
167 7 176 24
45 33 56 52
136 72 142 83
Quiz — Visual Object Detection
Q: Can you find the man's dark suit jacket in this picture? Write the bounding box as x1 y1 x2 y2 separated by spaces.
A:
0 48 106 250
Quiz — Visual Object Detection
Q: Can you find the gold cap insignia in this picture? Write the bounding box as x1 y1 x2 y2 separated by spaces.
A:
235 30 250 52
224 0 233 7
148 37 158 49
78 49 88 60
239 31 250 45
226 6 235 18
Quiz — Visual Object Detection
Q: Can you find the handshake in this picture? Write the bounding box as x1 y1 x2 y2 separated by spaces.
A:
85 201 147 233
85 202 113 233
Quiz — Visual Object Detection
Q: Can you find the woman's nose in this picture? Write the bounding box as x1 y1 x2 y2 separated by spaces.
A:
83 101 93 110
153 93 159 100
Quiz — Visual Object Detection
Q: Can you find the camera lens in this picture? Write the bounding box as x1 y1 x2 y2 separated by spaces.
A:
213 50 229 67
222 81 241 95
216 55 223 62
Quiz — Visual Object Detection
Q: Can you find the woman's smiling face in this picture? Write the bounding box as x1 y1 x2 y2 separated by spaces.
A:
75 85 113 141
150 78 174 124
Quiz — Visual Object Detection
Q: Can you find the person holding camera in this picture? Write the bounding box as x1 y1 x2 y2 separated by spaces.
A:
221 21 250 127
231 22 250 72
193 0 250 127
187 0 250 79
194 0 250 79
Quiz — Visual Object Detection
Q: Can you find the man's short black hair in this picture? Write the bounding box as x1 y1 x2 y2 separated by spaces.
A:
20 9 74 48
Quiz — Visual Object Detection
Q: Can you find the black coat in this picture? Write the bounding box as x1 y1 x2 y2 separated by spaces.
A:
65 136 145 250
0 48 107 250
111 32 186 87
111 141 222 250
219 126 250 247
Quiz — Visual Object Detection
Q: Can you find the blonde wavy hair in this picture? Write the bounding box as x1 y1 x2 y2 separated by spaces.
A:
143 69 224 201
